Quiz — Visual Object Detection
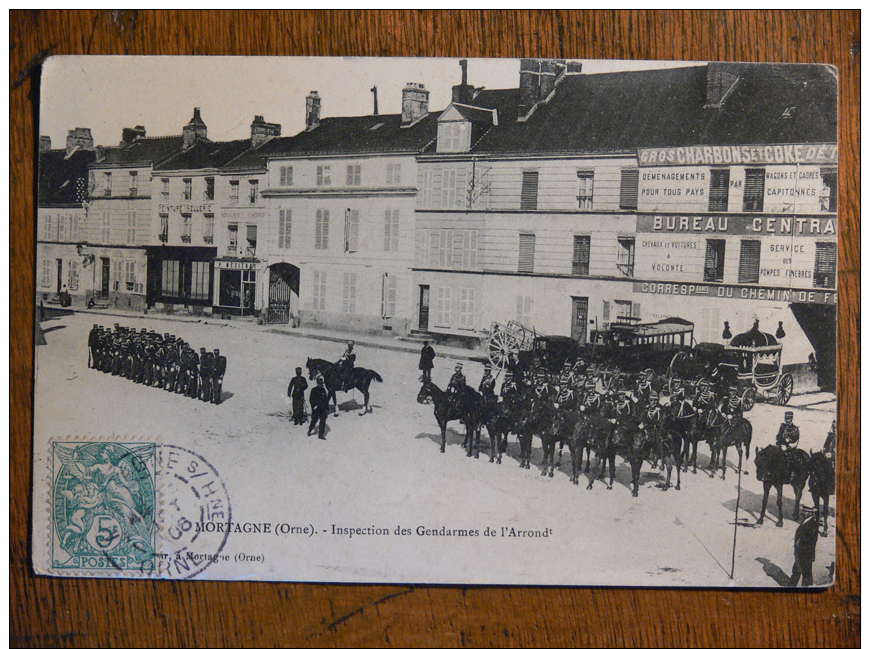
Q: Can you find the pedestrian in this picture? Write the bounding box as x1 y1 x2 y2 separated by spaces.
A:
87 324 99 368
789 511 820 587
288 367 309 426
211 349 227 405
308 374 329 439
199 350 213 402
419 340 435 381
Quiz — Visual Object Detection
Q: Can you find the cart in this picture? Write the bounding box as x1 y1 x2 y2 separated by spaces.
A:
487 322 581 373
487 321 537 370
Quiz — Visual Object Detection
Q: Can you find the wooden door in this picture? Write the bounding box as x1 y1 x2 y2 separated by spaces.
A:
418 285 430 331
571 296 588 343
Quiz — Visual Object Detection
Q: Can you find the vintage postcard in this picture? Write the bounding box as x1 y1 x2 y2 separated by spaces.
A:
33 56 838 586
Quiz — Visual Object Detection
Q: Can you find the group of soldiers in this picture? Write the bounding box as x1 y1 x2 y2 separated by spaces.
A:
87 323 227 405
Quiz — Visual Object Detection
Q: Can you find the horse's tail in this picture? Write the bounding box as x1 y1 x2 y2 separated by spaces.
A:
369 370 384 383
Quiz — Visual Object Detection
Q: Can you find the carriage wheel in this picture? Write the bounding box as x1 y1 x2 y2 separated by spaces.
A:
741 387 756 412
488 329 518 371
776 373 794 406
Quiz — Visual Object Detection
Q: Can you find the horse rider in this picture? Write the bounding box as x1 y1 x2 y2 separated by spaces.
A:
557 359 574 387
776 411 800 452
337 340 356 391
532 366 551 401
478 363 497 403
613 391 636 420
578 377 602 416
719 384 744 428
447 362 466 408
500 370 520 406
635 369 655 407
823 420 837 462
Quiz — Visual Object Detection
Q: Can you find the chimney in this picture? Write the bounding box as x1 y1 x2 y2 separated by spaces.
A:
706 63 739 108
518 58 543 118
401 83 429 125
566 61 583 75
182 107 207 149
121 125 146 147
65 128 94 155
538 59 558 101
451 59 474 105
39 136 52 152
371 86 379 115
305 91 321 131
250 115 281 147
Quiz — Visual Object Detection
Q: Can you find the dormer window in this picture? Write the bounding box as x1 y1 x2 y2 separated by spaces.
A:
438 121 471 153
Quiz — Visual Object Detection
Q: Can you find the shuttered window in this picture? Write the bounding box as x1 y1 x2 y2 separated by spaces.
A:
602 300 610 324
101 211 110 244
462 230 478 269
458 288 476 330
312 270 327 311
190 262 209 300
434 286 451 327
577 170 594 210
704 239 726 282
572 235 591 276
68 260 80 291
518 233 535 273
617 237 635 277
619 168 639 210
126 210 137 245
737 240 761 284
813 242 837 288
742 168 765 212
279 166 293 187
708 168 730 211
315 209 329 249
246 225 257 256
278 210 291 248
382 274 398 318
345 209 359 252
41 259 51 287
342 272 357 313
383 210 399 252
520 170 539 211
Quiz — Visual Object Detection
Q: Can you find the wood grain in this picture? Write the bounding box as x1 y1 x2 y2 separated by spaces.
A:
10 10 859 647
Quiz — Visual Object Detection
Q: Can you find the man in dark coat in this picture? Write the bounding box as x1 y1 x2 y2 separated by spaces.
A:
199 350 213 402
419 341 435 381
789 511 820 587
288 367 309 426
211 349 227 405
87 324 99 368
308 375 330 439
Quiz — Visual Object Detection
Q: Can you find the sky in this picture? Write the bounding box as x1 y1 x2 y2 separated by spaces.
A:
40 56 702 148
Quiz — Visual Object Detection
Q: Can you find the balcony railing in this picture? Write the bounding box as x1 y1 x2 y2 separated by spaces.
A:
158 233 168 243
203 235 214 244
180 234 191 243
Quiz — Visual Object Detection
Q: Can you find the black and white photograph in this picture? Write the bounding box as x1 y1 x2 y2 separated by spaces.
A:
32 55 838 587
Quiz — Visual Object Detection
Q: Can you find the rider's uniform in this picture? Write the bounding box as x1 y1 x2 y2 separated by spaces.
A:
720 390 744 425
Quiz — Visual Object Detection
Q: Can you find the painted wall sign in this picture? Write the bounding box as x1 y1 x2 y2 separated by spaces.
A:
636 214 837 237
157 204 211 214
637 143 838 167
633 280 837 304
214 260 259 270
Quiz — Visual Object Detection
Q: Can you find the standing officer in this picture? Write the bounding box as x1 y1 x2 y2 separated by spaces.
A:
308 375 330 439
288 367 309 426
419 340 435 382
199 349 213 402
87 324 99 368
211 349 227 405
789 511 820 587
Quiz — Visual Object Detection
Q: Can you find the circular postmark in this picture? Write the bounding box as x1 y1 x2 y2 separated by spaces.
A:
157 444 232 579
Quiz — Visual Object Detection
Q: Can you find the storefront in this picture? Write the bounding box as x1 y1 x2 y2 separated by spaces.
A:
214 258 262 316
145 245 216 313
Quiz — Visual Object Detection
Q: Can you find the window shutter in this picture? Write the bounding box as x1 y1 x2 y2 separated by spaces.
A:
278 210 286 248
520 170 539 211
619 169 639 210
704 239 726 282
518 233 535 273
602 300 610 323
632 302 641 321
738 240 761 284
708 168 730 211
464 230 477 269
813 242 837 288
572 235 590 275
452 230 464 268
742 168 765 212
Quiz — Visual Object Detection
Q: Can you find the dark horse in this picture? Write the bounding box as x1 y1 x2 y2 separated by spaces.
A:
540 387 577 478
808 451 835 536
416 380 485 456
709 416 753 479
754 444 811 527
515 388 554 470
306 358 383 416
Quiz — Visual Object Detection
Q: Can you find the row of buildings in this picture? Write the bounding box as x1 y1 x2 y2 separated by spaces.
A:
38 60 838 390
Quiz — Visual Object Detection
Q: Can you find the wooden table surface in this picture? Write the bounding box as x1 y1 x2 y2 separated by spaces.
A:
10 10 860 647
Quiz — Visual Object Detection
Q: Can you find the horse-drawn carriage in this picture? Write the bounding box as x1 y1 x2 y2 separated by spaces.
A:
487 321 581 373
667 322 793 409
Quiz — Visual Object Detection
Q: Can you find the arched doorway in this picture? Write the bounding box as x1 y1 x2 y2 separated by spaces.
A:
266 263 300 324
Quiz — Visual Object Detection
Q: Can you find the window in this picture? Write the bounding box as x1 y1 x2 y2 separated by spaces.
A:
68 260 79 291
708 168 730 211
704 239 726 282
248 179 259 204
71 214 79 241
458 288 476 330
183 178 192 201
440 169 460 209
126 210 137 245
162 260 180 297
382 274 397 318
203 214 214 244
315 209 329 249
520 170 539 211
516 296 532 327
245 225 257 257
159 214 168 242
204 177 215 201
101 211 110 244
737 239 761 284
181 214 192 242
518 233 535 273
111 260 121 292
191 261 210 300
438 122 469 152
161 178 169 197
279 166 293 187
41 259 51 286
813 242 837 288
461 230 478 269
742 168 765 212
316 165 331 186
343 209 359 253
125 260 136 290
228 224 239 255
57 216 65 242
434 286 451 327
577 170 594 210
278 209 292 249
386 163 401 185
312 270 327 311
616 237 635 277
613 300 636 324
129 171 138 197
346 164 361 186
820 168 837 213
619 169 638 210
572 235 591 276
229 180 239 204
342 272 357 313
383 209 399 252
104 172 112 197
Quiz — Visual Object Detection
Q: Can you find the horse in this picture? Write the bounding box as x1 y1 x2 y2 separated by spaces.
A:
578 410 619 490
306 358 383 416
649 405 684 491
709 416 753 479
808 451 835 536
514 387 552 470
754 444 811 527
416 379 484 456
540 385 577 478
481 398 516 464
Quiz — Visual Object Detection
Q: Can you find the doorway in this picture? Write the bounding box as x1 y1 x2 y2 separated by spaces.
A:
571 296 589 343
418 285 430 331
100 258 110 298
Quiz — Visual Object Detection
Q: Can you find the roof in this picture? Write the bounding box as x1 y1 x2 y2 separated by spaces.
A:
155 138 251 172
729 323 780 349
38 148 96 206
265 113 438 158
96 136 183 167
433 64 837 155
